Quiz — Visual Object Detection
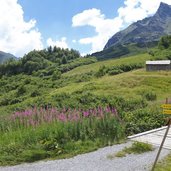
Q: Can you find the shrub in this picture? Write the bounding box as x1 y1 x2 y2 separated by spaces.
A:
95 65 107 77
158 35 171 50
108 69 123 75
143 91 157 101
0 97 10 106
107 63 143 76
16 85 26 96
52 70 61 80
10 98 23 105
124 107 164 135
24 78 31 84
30 90 41 97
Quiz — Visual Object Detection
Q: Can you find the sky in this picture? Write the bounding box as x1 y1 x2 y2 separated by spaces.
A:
1 0 171 57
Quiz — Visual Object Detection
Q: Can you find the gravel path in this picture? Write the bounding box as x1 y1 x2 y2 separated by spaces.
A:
0 141 170 171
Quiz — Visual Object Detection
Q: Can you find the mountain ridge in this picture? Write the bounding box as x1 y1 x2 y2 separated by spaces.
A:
104 2 171 50
0 51 16 64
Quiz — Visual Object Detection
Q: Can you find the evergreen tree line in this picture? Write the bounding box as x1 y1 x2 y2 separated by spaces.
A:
0 46 80 76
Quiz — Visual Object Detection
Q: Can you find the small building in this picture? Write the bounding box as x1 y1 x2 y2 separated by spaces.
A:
146 60 171 71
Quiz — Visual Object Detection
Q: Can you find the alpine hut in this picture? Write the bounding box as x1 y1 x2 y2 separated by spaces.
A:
146 60 171 71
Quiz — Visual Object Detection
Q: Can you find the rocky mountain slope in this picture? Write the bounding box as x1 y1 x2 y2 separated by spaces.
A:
104 2 171 49
0 51 16 64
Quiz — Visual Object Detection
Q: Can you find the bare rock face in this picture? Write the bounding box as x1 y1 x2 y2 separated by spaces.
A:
104 2 171 50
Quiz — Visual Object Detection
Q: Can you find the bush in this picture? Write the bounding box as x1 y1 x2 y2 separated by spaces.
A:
30 90 41 97
158 35 171 50
95 65 107 77
16 85 26 96
52 70 61 80
10 98 23 105
0 97 10 106
124 107 164 135
108 69 123 75
143 91 157 101
107 63 143 76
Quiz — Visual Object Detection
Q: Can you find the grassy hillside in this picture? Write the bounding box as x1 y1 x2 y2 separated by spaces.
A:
64 53 152 76
1 52 170 123
61 69 171 100
1 52 168 115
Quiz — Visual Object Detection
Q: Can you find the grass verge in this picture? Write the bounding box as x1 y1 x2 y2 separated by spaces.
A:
155 154 171 171
107 141 154 159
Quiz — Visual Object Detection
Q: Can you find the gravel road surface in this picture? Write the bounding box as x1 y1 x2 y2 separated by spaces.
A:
0 141 170 171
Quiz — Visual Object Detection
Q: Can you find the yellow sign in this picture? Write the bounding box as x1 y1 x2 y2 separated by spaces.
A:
161 104 171 109
163 109 171 115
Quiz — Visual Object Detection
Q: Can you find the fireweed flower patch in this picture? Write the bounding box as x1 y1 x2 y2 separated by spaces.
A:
5 106 121 128
0 106 125 165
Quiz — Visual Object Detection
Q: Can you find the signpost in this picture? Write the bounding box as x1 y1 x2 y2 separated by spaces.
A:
163 109 171 115
152 98 171 171
161 104 171 109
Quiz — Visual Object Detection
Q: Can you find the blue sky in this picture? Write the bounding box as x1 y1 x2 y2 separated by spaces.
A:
0 0 171 56
18 0 124 55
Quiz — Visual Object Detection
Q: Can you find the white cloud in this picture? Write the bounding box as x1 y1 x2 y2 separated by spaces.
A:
0 0 43 57
72 39 77 43
118 0 171 24
72 0 171 54
80 53 87 57
72 9 123 53
47 37 69 49
79 38 92 45
72 8 105 27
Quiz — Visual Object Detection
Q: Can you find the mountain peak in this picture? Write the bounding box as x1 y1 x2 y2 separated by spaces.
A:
104 2 171 50
155 2 171 19
159 2 170 8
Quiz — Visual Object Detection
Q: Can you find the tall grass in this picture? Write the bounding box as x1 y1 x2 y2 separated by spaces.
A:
0 106 125 165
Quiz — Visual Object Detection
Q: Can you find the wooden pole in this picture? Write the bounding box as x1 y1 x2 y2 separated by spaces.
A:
151 118 171 171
